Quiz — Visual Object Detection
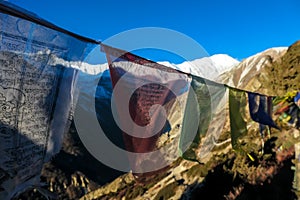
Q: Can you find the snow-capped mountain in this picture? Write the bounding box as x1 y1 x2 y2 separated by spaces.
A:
206 54 240 74
57 53 239 81
159 54 239 80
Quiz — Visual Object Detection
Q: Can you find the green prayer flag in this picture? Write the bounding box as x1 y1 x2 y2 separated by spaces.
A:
229 87 248 149
180 75 226 161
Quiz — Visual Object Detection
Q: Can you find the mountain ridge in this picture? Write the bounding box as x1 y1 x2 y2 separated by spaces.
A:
217 47 289 95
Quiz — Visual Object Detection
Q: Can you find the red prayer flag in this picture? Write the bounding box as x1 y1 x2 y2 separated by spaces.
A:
102 44 190 177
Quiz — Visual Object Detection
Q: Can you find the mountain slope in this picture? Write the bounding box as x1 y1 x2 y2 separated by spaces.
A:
217 43 300 97
267 41 300 96
218 47 288 95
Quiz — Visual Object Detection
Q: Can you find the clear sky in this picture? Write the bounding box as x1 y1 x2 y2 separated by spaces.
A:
6 0 300 63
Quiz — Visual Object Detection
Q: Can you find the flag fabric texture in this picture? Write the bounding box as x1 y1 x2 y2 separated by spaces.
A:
102 44 190 175
295 92 300 108
180 75 227 161
0 2 96 199
248 92 279 129
229 88 248 149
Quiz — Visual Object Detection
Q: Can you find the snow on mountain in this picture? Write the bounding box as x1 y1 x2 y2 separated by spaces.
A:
55 53 239 81
209 54 240 74
159 54 239 80
217 47 288 95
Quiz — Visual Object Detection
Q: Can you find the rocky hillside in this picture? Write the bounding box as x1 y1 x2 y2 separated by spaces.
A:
219 41 300 96
218 47 287 95
267 41 300 96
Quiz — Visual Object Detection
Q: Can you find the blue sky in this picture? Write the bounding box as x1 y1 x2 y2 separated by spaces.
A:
7 0 300 63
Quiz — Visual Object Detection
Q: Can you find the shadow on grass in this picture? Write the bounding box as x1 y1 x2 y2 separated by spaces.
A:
181 158 297 200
